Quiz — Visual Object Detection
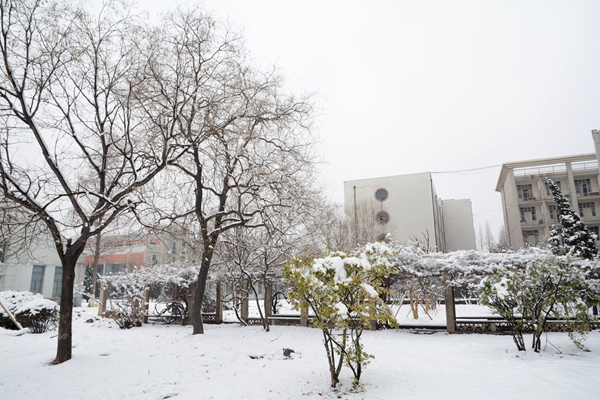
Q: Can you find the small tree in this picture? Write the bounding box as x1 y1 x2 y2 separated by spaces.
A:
283 242 397 387
547 179 598 259
481 257 599 352
480 269 530 351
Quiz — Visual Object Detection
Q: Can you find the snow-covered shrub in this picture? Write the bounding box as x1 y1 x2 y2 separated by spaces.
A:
0 291 58 333
480 258 600 352
96 262 201 328
284 242 397 387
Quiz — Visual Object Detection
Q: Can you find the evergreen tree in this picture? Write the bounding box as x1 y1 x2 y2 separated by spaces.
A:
547 178 597 259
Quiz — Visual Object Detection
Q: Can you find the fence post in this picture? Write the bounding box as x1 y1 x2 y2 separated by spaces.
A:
300 305 308 327
215 281 223 324
142 288 150 324
241 279 249 322
444 275 456 333
98 283 108 317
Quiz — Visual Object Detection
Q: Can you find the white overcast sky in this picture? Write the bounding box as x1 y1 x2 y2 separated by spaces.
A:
129 0 600 240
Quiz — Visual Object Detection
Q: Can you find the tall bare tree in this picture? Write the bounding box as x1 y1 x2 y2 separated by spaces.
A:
140 6 317 334
0 1 180 363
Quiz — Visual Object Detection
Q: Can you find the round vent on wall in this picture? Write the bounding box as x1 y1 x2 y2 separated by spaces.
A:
375 188 388 202
376 211 390 225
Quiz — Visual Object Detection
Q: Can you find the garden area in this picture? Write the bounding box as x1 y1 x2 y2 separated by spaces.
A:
1 305 599 400
3 241 600 399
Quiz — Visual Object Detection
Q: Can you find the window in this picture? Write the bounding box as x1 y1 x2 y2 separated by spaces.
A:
520 207 536 221
30 265 45 293
548 205 559 220
52 267 63 298
523 230 539 245
374 188 388 202
590 226 599 238
575 179 592 196
376 211 390 225
517 184 533 200
578 202 596 217
545 181 561 196
105 263 126 275
151 254 158 265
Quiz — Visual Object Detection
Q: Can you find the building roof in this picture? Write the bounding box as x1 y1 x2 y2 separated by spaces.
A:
495 153 597 192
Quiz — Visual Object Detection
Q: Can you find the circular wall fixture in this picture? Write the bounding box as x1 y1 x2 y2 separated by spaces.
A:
375 188 389 202
376 211 390 225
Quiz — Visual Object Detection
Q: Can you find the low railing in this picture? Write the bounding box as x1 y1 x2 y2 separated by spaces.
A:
455 316 599 333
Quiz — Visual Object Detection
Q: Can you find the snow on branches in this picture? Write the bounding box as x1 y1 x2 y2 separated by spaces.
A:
546 178 598 259
283 242 398 387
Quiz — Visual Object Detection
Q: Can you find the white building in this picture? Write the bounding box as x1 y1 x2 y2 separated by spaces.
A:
0 230 85 304
344 172 476 252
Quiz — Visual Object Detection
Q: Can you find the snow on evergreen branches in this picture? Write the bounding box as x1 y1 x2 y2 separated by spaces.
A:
547 178 598 260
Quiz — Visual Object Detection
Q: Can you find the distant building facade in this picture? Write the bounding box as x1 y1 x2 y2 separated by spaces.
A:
81 231 195 276
496 130 600 249
344 172 476 252
0 230 85 304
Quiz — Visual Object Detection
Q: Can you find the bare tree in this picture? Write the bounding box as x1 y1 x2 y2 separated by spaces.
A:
351 201 383 247
315 203 355 252
497 225 508 248
477 225 485 251
139 6 317 334
0 1 180 363
484 220 495 252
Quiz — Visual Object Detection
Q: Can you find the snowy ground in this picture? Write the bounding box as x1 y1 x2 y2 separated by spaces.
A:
1 306 599 400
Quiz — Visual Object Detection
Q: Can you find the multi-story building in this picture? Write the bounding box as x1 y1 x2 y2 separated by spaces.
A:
81 231 196 275
344 172 476 252
496 130 600 248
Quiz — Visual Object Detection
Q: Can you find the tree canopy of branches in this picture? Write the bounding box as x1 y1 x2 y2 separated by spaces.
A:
547 179 597 260
0 0 182 363
139 6 318 334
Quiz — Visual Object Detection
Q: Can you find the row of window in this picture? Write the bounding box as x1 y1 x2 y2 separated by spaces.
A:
520 202 597 221
517 179 594 200
525 226 600 245
30 265 62 298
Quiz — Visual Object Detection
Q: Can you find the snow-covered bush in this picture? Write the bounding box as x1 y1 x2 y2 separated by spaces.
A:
480 257 600 352
0 291 58 333
95 262 202 328
283 242 397 387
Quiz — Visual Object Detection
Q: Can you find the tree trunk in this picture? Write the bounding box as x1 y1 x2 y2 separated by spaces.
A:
52 257 77 364
192 258 211 334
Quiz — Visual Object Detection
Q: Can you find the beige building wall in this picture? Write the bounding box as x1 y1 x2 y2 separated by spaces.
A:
442 199 476 251
496 149 600 249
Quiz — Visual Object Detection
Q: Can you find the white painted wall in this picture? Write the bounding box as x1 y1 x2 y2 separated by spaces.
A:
0 231 85 303
344 172 439 247
442 199 476 251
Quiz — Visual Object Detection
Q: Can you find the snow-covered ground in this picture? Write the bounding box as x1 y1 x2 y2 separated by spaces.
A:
1 306 599 400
